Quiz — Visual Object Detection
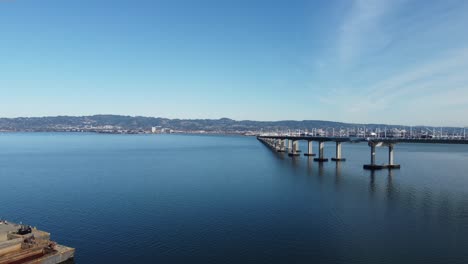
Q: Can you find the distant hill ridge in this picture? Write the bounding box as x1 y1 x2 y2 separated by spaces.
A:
0 115 461 132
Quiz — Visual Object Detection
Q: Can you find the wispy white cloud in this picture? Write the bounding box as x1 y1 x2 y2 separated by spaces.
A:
338 0 393 64
316 0 468 126
319 46 468 125
365 48 468 99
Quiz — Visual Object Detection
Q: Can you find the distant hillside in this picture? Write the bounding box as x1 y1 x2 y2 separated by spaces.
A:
0 115 460 133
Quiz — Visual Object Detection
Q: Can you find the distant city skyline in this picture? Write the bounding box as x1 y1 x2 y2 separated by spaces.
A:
1 0 468 126
0 114 465 129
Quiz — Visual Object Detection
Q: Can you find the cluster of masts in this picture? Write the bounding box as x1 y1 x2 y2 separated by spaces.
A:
261 127 467 140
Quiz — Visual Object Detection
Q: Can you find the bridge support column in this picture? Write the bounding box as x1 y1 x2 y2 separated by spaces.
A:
314 141 328 162
288 140 300 157
332 142 346 161
387 144 400 169
288 139 292 152
294 141 301 152
277 139 285 152
364 142 380 170
363 142 400 170
304 141 316 156
388 144 393 165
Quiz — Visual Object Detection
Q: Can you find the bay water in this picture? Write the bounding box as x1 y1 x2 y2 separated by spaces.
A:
1 133 467 263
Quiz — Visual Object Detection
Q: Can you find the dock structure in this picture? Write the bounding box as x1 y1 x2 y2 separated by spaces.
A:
258 135 468 170
0 220 74 264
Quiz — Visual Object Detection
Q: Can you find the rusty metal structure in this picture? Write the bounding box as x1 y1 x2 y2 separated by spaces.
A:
0 220 74 264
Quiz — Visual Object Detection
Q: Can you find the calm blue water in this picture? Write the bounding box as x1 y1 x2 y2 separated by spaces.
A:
1 133 468 263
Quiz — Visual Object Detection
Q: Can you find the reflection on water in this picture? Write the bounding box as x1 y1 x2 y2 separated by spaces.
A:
334 162 342 189
265 140 468 263
369 170 377 195
385 170 395 201
318 162 325 177
290 155 301 168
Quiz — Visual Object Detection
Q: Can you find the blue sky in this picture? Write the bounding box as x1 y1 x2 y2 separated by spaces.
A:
1 0 468 126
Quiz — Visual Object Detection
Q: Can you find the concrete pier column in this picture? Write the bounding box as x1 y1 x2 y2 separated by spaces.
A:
280 139 286 152
304 141 316 156
294 141 300 152
320 142 324 158
363 142 379 169
364 141 385 171
386 144 400 169
314 141 328 162
364 142 401 170
288 140 300 157
370 143 376 165
275 139 280 150
388 144 394 165
288 139 292 152
363 142 395 170
332 142 346 161
277 139 285 152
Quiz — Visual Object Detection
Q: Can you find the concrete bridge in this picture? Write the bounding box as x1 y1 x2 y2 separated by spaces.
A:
257 135 468 170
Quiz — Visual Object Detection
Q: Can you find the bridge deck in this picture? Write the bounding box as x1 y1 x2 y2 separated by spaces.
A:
257 136 468 144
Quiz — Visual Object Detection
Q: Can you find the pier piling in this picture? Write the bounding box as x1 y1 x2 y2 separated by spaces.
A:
304 140 316 156
331 142 346 161
257 135 418 171
288 140 300 157
314 141 329 162
363 142 400 170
